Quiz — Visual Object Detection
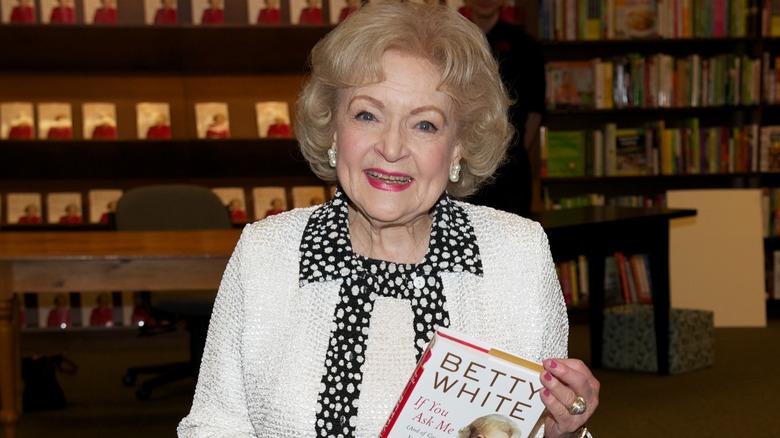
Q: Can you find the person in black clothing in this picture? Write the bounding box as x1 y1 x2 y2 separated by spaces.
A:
467 0 546 217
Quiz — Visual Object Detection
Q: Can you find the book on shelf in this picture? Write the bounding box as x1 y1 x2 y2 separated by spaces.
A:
212 187 249 223
290 0 323 24
38 292 80 329
541 129 586 178
773 250 780 300
83 0 118 25
46 192 83 225
145 0 177 25
136 102 171 140
83 103 118 140
546 61 595 109
40 0 76 24
248 0 284 25
37 102 73 140
80 292 122 328
192 0 225 25
252 186 287 219
255 101 292 138
291 185 327 208
1 102 35 140
2 0 37 24
6 192 43 225
195 102 231 139
625 0 658 38
380 327 546 438
609 126 652 176
760 126 780 172
329 0 360 24
87 189 122 224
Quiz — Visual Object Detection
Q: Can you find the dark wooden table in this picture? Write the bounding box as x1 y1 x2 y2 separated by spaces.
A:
532 206 697 376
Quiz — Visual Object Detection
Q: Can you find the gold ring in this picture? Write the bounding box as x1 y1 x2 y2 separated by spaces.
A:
568 396 587 415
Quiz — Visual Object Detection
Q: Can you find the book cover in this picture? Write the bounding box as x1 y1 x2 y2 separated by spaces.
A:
760 125 780 172
252 186 287 219
87 189 122 224
136 102 171 140
546 61 595 109
37 102 73 140
612 128 650 176
255 101 292 138
249 0 283 24
80 292 120 328
290 0 322 24
3 0 37 24
329 0 359 24
291 185 326 208
7 192 42 225
625 0 657 37
212 187 249 223
192 0 225 25
46 192 83 224
83 103 118 140
195 102 231 139
83 0 118 25
381 327 547 438
41 0 77 24
545 130 586 177
145 0 177 25
38 292 77 329
0 102 35 140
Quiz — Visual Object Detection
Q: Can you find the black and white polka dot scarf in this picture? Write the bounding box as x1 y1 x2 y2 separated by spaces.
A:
299 188 482 437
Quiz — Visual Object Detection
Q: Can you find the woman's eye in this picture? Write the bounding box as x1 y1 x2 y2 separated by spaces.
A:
355 111 375 122
416 120 438 132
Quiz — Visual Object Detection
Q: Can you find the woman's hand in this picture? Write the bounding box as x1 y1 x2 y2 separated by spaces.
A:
539 358 600 438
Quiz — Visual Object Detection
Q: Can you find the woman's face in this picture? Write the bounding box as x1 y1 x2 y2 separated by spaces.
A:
334 50 460 227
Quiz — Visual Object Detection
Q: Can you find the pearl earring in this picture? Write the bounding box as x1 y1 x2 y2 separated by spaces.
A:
449 163 461 183
327 148 337 168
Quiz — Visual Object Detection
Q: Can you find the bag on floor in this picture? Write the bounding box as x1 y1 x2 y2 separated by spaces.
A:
21 354 77 412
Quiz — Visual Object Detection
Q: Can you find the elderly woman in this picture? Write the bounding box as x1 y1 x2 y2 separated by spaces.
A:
177 2 599 438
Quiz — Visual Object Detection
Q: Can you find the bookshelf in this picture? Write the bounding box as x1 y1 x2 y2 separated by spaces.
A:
0 22 335 225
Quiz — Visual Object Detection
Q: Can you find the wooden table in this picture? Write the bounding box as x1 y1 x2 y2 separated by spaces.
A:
0 229 242 438
532 206 697 376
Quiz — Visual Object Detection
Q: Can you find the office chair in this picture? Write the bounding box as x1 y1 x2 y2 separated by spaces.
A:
115 184 232 400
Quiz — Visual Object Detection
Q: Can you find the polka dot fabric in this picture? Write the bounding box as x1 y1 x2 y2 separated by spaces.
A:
299 188 482 438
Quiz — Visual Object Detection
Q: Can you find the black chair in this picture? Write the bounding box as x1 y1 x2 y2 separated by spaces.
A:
116 184 232 400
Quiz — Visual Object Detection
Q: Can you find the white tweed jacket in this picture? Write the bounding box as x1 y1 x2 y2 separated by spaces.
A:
178 200 568 437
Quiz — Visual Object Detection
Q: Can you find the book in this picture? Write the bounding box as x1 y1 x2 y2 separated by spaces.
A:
83 103 118 140
546 61 595 109
195 102 231 139
6 192 42 225
290 0 323 24
760 125 780 172
381 327 546 438
88 189 122 224
83 0 118 25
46 192 83 224
1 102 35 140
329 0 359 24
37 102 73 140
145 0 177 25
212 187 249 223
611 128 650 176
80 292 121 328
3 0 37 24
625 0 657 37
41 0 77 24
249 0 284 24
252 186 287 219
545 130 586 177
136 102 171 140
192 0 225 25
291 185 327 208
38 292 77 329
255 101 292 138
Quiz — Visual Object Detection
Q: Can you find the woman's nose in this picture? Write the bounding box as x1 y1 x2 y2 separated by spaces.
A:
375 125 406 162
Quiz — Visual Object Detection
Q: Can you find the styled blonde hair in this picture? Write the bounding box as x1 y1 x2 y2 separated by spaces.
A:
295 0 513 198
457 414 522 438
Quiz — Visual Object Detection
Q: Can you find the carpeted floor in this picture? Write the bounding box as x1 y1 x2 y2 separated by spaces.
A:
7 318 780 438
